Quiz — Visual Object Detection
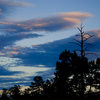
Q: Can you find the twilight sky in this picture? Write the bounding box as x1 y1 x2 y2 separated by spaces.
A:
0 0 100 89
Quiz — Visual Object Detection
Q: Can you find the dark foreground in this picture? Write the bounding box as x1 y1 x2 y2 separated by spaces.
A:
1 50 100 100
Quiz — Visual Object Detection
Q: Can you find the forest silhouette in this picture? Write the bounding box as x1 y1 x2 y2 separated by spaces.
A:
0 26 100 100
0 50 100 100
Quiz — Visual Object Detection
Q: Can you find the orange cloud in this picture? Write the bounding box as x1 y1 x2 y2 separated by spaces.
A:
84 34 91 39
32 44 39 47
97 34 100 37
12 47 21 50
2 12 92 33
0 21 13 25
17 24 24 26
33 23 47 27
9 51 19 55
59 12 93 17
63 17 80 24
90 29 100 38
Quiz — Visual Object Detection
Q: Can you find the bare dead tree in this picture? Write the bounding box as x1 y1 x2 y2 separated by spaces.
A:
73 24 94 57
71 24 94 97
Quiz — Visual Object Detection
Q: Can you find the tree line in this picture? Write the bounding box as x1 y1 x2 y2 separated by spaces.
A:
0 50 100 100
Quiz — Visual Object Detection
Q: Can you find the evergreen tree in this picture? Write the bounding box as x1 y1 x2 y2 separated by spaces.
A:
30 76 44 96
54 50 90 98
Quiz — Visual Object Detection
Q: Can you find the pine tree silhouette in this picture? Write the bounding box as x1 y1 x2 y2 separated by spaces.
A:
54 50 90 99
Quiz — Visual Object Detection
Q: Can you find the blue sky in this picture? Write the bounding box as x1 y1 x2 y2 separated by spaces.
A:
0 0 100 89
10 0 100 29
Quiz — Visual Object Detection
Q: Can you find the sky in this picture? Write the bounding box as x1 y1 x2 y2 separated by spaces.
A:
0 0 100 89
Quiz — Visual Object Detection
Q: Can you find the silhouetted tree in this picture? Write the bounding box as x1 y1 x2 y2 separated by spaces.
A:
30 76 44 96
0 89 10 100
9 85 21 100
9 85 20 96
54 50 75 98
72 24 94 57
87 58 100 93
71 24 94 97
54 50 90 99
43 79 54 99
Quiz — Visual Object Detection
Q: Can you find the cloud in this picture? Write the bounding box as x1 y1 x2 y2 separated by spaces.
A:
0 66 50 79
0 12 92 57
0 32 41 51
17 28 100 62
0 0 32 18
1 29 100 89
59 12 92 18
0 62 52 88
0 12 92 50
89 29 100 38
0 21 13 25
12 29 100 57
1 12 92 34
0 0 32 7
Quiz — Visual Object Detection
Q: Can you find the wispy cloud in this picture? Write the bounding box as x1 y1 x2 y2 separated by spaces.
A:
0 10 94 61
0 0 33 18
0 12 92 52
0 55 53 88
0 56 21 67
1 29 100 89
0 66 50 79
0 0 32 7
0 32 41 49
2 12 92 34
